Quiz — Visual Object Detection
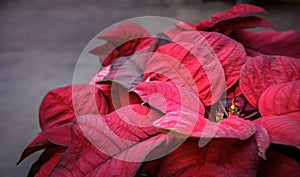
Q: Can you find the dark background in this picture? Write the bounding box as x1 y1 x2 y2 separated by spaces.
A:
0 0 299 176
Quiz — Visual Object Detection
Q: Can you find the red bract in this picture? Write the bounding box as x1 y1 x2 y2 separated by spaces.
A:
230 30 300 58
254 112 300 149
144 32 227 106
240 55 300 108
145 137 258 177
20 4 300 177
258 80 300 116
50 105 165 176
257 151 300 177
154 112 256 140
131 81 204 114
90 22 154 67
196 4 271 33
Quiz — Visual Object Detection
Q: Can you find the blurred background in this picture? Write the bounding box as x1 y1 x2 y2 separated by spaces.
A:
0 0 299 176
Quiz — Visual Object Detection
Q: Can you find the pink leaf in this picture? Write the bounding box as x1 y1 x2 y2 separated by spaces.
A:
131 81 205 114
231 30 300 58
197 4 266 30
143 31 229 106
254 112 300 149
89 65 111 85
240 55 300 108
257 151 300 177
154 111 257 140
259 80 300 116
50 105 165 176
254 125 270 160
147 137 258 177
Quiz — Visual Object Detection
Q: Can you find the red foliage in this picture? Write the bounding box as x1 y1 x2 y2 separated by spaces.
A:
19 4 300 177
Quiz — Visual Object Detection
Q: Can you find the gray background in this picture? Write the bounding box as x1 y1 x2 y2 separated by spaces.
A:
1 0 299 176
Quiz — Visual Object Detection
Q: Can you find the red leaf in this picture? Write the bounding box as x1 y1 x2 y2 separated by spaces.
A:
193 31 247 91
28 146 66 177
149 137 258 177
89 65 111 84
257 151 300 177
17 133 50 164
240 55 300 108
259 80 300 116
206 16 273 34
164 21 196 39
143 31 229 105
154 111 257 140
38 84 108 146
50 106 166 176
131 81 205 114
89 22 154 67
98 22 151 45
231 30 300 58
197 4 266 30
42 123 72 147
254 112 300 149
96 81 143 113
39 84 108 131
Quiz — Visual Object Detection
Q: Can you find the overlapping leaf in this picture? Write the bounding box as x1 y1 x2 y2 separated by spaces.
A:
240 55 300 108
90 22 153 67
259 80 300 116
199 16 273 34
197 4 267 31
39 84 108 132
27 146 66 177
154 112 257 140
144 31 227 106
231 30 300 58
100 49 151 89
50 105 166 176
254 112 300 149
17 133 50 164
131 81 204 114
147 137 258 177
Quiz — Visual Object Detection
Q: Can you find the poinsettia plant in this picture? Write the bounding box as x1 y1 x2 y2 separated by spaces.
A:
18 4 300 177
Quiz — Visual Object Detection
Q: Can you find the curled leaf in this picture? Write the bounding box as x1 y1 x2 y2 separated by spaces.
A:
254 125 270 160
28 146 66 177
17 133 50 164
254 112 300 149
